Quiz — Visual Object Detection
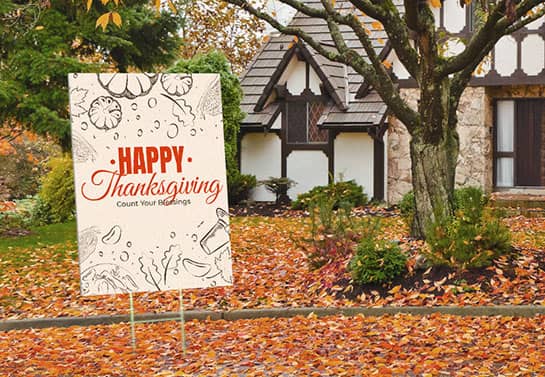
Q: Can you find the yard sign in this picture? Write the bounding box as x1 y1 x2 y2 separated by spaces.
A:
68 73 232 296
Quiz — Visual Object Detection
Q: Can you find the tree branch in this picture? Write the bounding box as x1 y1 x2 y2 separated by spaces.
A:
403 0 420 31
442 0 545 76
227 0 421 130
227 0 344 62
350 0 420 80
504 3 545 34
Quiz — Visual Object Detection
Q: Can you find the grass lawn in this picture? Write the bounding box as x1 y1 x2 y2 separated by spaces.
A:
0 221 77 271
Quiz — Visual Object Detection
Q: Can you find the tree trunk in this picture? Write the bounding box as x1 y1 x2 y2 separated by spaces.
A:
410 131 459 238
410 80 460 239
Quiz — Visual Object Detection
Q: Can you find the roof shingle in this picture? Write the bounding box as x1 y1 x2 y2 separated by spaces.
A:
239 0 393 129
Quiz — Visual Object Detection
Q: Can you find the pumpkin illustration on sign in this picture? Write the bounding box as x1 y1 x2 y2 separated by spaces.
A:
88 97 122 130
98 73 158 99
161 74 193 96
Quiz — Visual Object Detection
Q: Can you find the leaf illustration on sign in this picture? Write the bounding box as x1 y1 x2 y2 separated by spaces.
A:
78 226 100 263
215 248 232 283
139 244 183 290
197 76 222 120
138 255 162 291
161 244 182 284
161 93 195 125
70 88 88 117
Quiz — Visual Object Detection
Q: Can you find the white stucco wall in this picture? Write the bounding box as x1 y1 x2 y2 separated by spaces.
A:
443 0 465 33
521 34 545 76
495 36 518 77
391 51 411 80
278 56 322 95
287 150 329 198
240 132 282 202
334 133 374 198
283 59 306 95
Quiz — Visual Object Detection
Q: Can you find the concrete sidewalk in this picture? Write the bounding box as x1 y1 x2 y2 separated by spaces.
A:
2 305 544 331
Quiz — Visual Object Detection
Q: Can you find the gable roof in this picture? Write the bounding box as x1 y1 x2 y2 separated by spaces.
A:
239 0 392 130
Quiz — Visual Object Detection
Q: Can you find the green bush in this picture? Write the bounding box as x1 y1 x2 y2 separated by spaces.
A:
349 238 407 284
425 188 512 269
398 190 415 229
30 196 53 226
0 211 28 236
399 186 489 229
453 186 487 222
306 196 357 270
292 180 368 210
37 156 75 224
227 171 257 205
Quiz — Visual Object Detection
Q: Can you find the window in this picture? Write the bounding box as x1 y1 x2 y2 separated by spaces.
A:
286 100 328 144
495 100 514 187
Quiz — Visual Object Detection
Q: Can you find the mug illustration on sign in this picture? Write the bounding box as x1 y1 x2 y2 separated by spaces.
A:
200 208 229 255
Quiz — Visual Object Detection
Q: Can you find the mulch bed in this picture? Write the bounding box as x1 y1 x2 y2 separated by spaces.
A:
229 203 399 218
330 245 545 303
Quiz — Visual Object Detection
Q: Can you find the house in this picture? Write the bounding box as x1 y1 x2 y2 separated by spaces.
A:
238 0 545 203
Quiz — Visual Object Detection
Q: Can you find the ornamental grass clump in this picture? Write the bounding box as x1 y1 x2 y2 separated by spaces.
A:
425 187 512 270
306 196 358 270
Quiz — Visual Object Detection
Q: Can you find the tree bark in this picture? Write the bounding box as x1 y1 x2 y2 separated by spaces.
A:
410 130 459 238
409 80 460 239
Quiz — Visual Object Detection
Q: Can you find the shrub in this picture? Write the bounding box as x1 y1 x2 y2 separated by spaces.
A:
399 186 489 229
425 188 512 270
292 180 368 210
37 156 75 224
227 171 257 205
349 237 407 284
0 198 36 236
0 211 28 236
259 177 296 205
0 130 58 200
306 196 357 270
454 186 487 222
398 190 415 230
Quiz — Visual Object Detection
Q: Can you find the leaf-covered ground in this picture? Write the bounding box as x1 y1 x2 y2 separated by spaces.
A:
1 313 544 376
0 215 544 320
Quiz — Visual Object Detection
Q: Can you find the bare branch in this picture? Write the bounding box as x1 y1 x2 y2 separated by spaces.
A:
376 1 420 81
442 0 545 76
227 0 344 62
226 0 420 129
504 4 545 34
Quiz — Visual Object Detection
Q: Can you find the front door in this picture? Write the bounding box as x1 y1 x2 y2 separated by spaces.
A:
515 100 543 186
495 99 545 187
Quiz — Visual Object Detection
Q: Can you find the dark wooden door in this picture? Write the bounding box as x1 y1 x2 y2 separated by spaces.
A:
516 100 543 186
